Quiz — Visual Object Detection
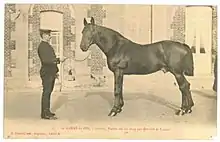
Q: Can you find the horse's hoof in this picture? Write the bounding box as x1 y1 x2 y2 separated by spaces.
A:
117 108 122 113
108 111 117 117
175 109 185 116
186 109 192 114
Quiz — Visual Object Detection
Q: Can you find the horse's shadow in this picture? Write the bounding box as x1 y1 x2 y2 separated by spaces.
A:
191 89 217 100
84 91 180 112
49 91 180 121
51 89 217 115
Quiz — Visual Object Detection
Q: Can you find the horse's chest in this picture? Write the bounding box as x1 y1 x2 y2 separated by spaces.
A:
107 57 128 71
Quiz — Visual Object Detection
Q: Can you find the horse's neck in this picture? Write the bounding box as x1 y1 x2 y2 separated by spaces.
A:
94 37 108 55
94 27 114 55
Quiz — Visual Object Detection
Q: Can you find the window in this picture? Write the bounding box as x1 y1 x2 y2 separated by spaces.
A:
50 32 61 56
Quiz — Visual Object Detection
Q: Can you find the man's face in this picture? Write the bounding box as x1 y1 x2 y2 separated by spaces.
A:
42 33 51 42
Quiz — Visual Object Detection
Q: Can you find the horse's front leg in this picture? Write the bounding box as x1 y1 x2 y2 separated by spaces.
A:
108 68 124 117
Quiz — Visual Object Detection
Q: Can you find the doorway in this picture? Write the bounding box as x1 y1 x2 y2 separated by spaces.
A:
28 4 76 85
185 6 212 76
50 31 63 85
40 11 64 84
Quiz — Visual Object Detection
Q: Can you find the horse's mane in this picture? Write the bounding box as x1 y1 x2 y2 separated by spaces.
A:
97 25 134 42
96 24 149 46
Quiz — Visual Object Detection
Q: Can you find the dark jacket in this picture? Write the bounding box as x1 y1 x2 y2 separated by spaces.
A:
37 41 60 77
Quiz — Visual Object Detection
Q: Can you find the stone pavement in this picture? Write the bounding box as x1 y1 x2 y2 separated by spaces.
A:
3 72 217 139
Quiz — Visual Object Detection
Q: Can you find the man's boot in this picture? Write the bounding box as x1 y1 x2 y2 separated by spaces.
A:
41 109 58 120
41 101 57 120
48 110 56 116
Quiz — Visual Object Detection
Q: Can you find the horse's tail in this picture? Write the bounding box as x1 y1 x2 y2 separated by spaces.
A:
182 43 194 76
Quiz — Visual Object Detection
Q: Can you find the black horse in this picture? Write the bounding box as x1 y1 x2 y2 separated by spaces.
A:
80 17 194 117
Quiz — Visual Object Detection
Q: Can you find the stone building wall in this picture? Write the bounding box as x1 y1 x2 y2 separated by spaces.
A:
4 4 218 83
4 4 16 77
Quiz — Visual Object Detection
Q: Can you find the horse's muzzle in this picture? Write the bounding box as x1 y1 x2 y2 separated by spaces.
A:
80 45 87 52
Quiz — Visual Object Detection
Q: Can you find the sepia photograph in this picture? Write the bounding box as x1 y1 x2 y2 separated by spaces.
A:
3 3 218 140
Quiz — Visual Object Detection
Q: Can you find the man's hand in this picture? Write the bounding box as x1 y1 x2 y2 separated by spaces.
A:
55 73 59 79
60 57 68 63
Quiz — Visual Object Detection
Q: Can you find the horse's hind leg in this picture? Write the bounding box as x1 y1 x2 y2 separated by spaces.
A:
172 72 194 115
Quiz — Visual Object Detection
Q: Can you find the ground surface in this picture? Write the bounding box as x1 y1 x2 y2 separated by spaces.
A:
3 72 217 139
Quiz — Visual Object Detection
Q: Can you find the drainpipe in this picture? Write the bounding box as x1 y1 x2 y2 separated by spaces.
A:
150 5 153 43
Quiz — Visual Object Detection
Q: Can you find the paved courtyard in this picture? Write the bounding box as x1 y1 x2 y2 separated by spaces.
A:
3 72 217 139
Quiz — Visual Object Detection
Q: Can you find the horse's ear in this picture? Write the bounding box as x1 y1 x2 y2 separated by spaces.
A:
90 17 95 25
83 18 88 26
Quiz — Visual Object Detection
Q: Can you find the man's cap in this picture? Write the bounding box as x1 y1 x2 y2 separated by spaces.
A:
39 29 59 37
39 29 51 34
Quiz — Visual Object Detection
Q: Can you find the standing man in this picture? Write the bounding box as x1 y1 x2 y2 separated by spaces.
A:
37 29 65 120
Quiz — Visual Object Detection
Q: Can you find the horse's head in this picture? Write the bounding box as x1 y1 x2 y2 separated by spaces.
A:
80 17 96 52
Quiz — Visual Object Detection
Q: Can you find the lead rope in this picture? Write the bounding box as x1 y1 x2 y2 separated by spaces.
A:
59 51 91 92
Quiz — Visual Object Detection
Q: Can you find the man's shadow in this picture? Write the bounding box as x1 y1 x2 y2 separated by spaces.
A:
51 94 70 112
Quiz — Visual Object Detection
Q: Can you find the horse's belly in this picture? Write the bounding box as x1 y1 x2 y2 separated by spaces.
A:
123 63 151 75
123 58 162 75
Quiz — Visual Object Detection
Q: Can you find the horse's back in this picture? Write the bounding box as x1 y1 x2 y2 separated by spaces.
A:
150 40 189 52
